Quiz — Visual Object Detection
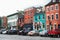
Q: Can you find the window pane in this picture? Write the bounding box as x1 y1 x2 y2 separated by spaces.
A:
48 8 50 11
38 16 40 19
43 23 45 28
51 7 53 10
56 14 58 19
54 24 56 29
58 24 60 28
52 15 54 20
48 16 50 20
43 15 44 19
56 6 58 9
35 18 37 20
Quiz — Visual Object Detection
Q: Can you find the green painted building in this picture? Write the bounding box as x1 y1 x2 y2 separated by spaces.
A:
33 7 46 31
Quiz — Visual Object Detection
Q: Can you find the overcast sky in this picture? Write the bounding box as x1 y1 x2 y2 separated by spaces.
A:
0 0 51 17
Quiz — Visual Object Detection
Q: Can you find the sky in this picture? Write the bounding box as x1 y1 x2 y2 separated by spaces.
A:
0 0 51 17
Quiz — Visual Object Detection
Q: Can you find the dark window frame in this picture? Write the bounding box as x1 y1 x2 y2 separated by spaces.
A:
38 16 40 19
43 23 45 28
43 15 44 19
52 15 54 20
48 16 50 20
56 5 58 10
56 14 58 19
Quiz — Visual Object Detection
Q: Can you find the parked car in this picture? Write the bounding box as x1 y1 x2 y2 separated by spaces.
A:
17 30 23 35
39 30 48 37
27 30 39 36
22 28 32 35
48 29 60 37
7 29 18 34
0 29 8 34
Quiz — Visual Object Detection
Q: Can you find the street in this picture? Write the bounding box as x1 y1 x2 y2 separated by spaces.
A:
0 34 60 40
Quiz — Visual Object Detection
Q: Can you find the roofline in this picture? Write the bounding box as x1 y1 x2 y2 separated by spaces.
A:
7 13 18 17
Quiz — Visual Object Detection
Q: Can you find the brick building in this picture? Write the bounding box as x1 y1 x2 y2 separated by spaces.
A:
45 0 60 30
2 16 7 29
24 7 36 30
17 11 24 30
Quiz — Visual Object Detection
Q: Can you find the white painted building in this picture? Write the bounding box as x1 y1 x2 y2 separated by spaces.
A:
7 13 18 30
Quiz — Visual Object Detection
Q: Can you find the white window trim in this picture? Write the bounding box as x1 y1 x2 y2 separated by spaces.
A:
51 14 54 20
46 6 49 12
55 13 59 20
42 14 45 20
46 24 49 30
46 14 49 21
54 23 56 29
55 4 59 10
50 5 54 11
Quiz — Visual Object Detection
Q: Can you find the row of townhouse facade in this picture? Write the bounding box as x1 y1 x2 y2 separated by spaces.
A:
0 0 60 33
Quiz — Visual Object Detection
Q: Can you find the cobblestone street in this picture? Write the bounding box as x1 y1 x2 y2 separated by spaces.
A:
0 34 60 40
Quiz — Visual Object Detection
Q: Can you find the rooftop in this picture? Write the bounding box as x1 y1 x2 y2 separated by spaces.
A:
45 0 60 7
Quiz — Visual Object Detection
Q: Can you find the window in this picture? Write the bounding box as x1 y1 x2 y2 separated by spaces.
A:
58 24 60 28
37 24 39 30
50 25 53 30
35 26 36 29
50 6 54 10
56 6 58 10
54 24 56 29
51 27 53 30
43 15 44 19
48 16 50 20
38 16 40 19
55 4 58 10
56 14 58 19
52 7 53 10
39 26 41 29
35 18 37 20
47 8 50 11
52 15 54 20
43 23 45 28
56 6 58 9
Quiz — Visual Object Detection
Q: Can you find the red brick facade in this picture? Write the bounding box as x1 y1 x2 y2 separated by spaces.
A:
24 7 36 24
3 16 7 28
45 0 60 30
